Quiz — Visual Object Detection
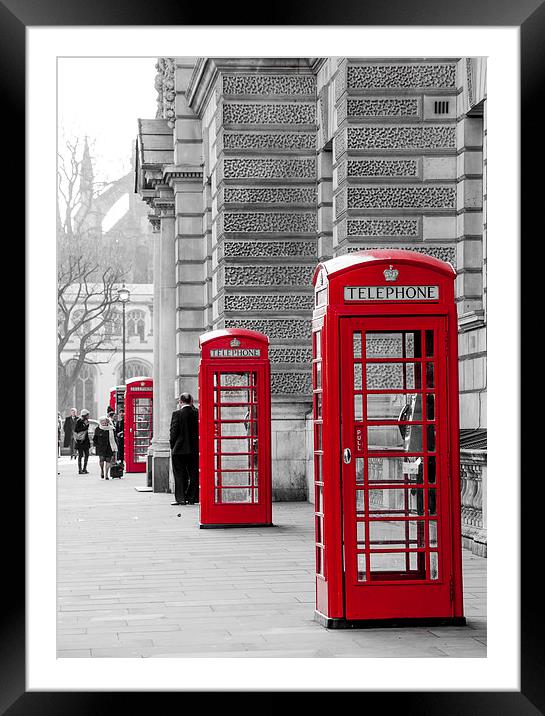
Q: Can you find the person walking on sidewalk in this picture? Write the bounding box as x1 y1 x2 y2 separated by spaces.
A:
169 393 199 506
115 408 125 466
93 415 118 480
63 408 78 459
74 409 91 474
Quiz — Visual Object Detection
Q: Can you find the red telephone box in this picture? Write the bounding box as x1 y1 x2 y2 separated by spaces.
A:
312 250 465 627
109 385 126 414
198 329 272 528
124 377 153 473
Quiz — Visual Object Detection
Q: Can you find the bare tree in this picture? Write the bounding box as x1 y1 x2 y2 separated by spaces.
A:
57 137 128 414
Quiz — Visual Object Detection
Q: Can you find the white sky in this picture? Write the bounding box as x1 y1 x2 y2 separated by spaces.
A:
57 57 158 186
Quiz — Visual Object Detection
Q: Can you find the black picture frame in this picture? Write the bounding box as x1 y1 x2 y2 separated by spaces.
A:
10 0 539 711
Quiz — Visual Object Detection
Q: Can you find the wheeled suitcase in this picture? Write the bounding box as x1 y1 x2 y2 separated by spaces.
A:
110 456 124 479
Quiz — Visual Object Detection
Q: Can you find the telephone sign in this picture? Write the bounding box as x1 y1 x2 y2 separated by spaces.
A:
311 249 465 628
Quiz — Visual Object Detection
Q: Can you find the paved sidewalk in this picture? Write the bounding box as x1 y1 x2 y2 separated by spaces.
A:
57 456 486 658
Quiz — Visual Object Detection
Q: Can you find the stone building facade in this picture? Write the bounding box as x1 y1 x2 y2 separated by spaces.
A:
136 57 487 555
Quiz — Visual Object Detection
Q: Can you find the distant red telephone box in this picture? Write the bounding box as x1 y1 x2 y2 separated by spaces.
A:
109 385 126 414
312 250 465 627
124 377 153 473
198 329 272 528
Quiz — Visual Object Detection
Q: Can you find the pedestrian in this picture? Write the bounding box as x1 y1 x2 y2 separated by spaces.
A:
57 412 62 458
169 393 199 506
115 408 125 466
107 405 116 423
63 408 78 459
73 409 91 475
93 415 118 480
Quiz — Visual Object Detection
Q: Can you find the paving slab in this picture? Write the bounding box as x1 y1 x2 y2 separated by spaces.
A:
57 455 487 658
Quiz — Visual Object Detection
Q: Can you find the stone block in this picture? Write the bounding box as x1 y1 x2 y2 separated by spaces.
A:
456 117 483 149
179 216 203 236
422 216 456 240
457 239 483 269
318 179 333 205
457 180 482 209
177 355 199 376
175 191 203 215
177 329 203 354
456 211 483 236
458 331 469 357
177 282 207 307
175 93 194 117
318 206 332 234
175 66 195 90
456 271 482 299
177 261 207 284
459 392 480 429
175 235 205 261
457 150 483 177
479 392 487 428
177 307 206 330
274 428 306 461
473 357 486 390
271 459 308 501
175 143 203 167
422 156 456 180
152 454 171 493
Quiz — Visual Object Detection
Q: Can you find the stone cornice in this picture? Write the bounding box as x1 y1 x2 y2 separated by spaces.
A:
163 164 204 186
187 57 315 118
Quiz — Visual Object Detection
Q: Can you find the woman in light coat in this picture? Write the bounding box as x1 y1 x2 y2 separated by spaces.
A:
93 416 118 480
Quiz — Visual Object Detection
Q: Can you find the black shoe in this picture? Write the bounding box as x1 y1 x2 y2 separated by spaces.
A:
83 469 89 474
78 470 83 474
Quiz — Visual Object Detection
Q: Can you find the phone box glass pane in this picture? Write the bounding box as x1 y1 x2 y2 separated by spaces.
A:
365 332 418 358
366 363 416 390
367 425 406 451
357 554 367 581
215 472 252 487
219 488 252 503
370 552 419 574
368 488 424 516
368 520 425 549
367 393 417 421
368 456 423 483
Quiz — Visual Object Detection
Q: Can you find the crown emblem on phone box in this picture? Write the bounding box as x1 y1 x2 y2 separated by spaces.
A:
384 265 399 281
230 338 241 347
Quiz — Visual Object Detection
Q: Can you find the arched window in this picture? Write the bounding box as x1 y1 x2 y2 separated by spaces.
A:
116 359 152 384
105 309 122 339
67 362 97 419
128 309 146 342
72 309 86 337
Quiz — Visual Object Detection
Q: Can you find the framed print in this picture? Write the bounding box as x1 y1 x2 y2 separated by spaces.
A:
11 0 541 710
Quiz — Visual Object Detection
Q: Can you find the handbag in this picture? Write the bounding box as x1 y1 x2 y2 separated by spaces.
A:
74 430 87 443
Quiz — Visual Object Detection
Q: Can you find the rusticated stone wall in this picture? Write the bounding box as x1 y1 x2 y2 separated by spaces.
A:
331 59 459 265
210 64 317 406
199 60 318 500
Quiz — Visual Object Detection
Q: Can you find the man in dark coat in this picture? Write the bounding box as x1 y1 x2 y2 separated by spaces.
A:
63 408 78 459
115 409 125 465
169 393 199 506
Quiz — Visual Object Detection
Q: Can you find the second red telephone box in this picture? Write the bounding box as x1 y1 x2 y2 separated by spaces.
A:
124 377 153 473
198 329 272 528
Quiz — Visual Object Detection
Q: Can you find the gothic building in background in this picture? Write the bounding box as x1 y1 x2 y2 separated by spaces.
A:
136 57 487 556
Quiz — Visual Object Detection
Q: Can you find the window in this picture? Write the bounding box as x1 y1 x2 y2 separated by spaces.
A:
117 360 152 384
128 309 146 342
67 362 97 418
